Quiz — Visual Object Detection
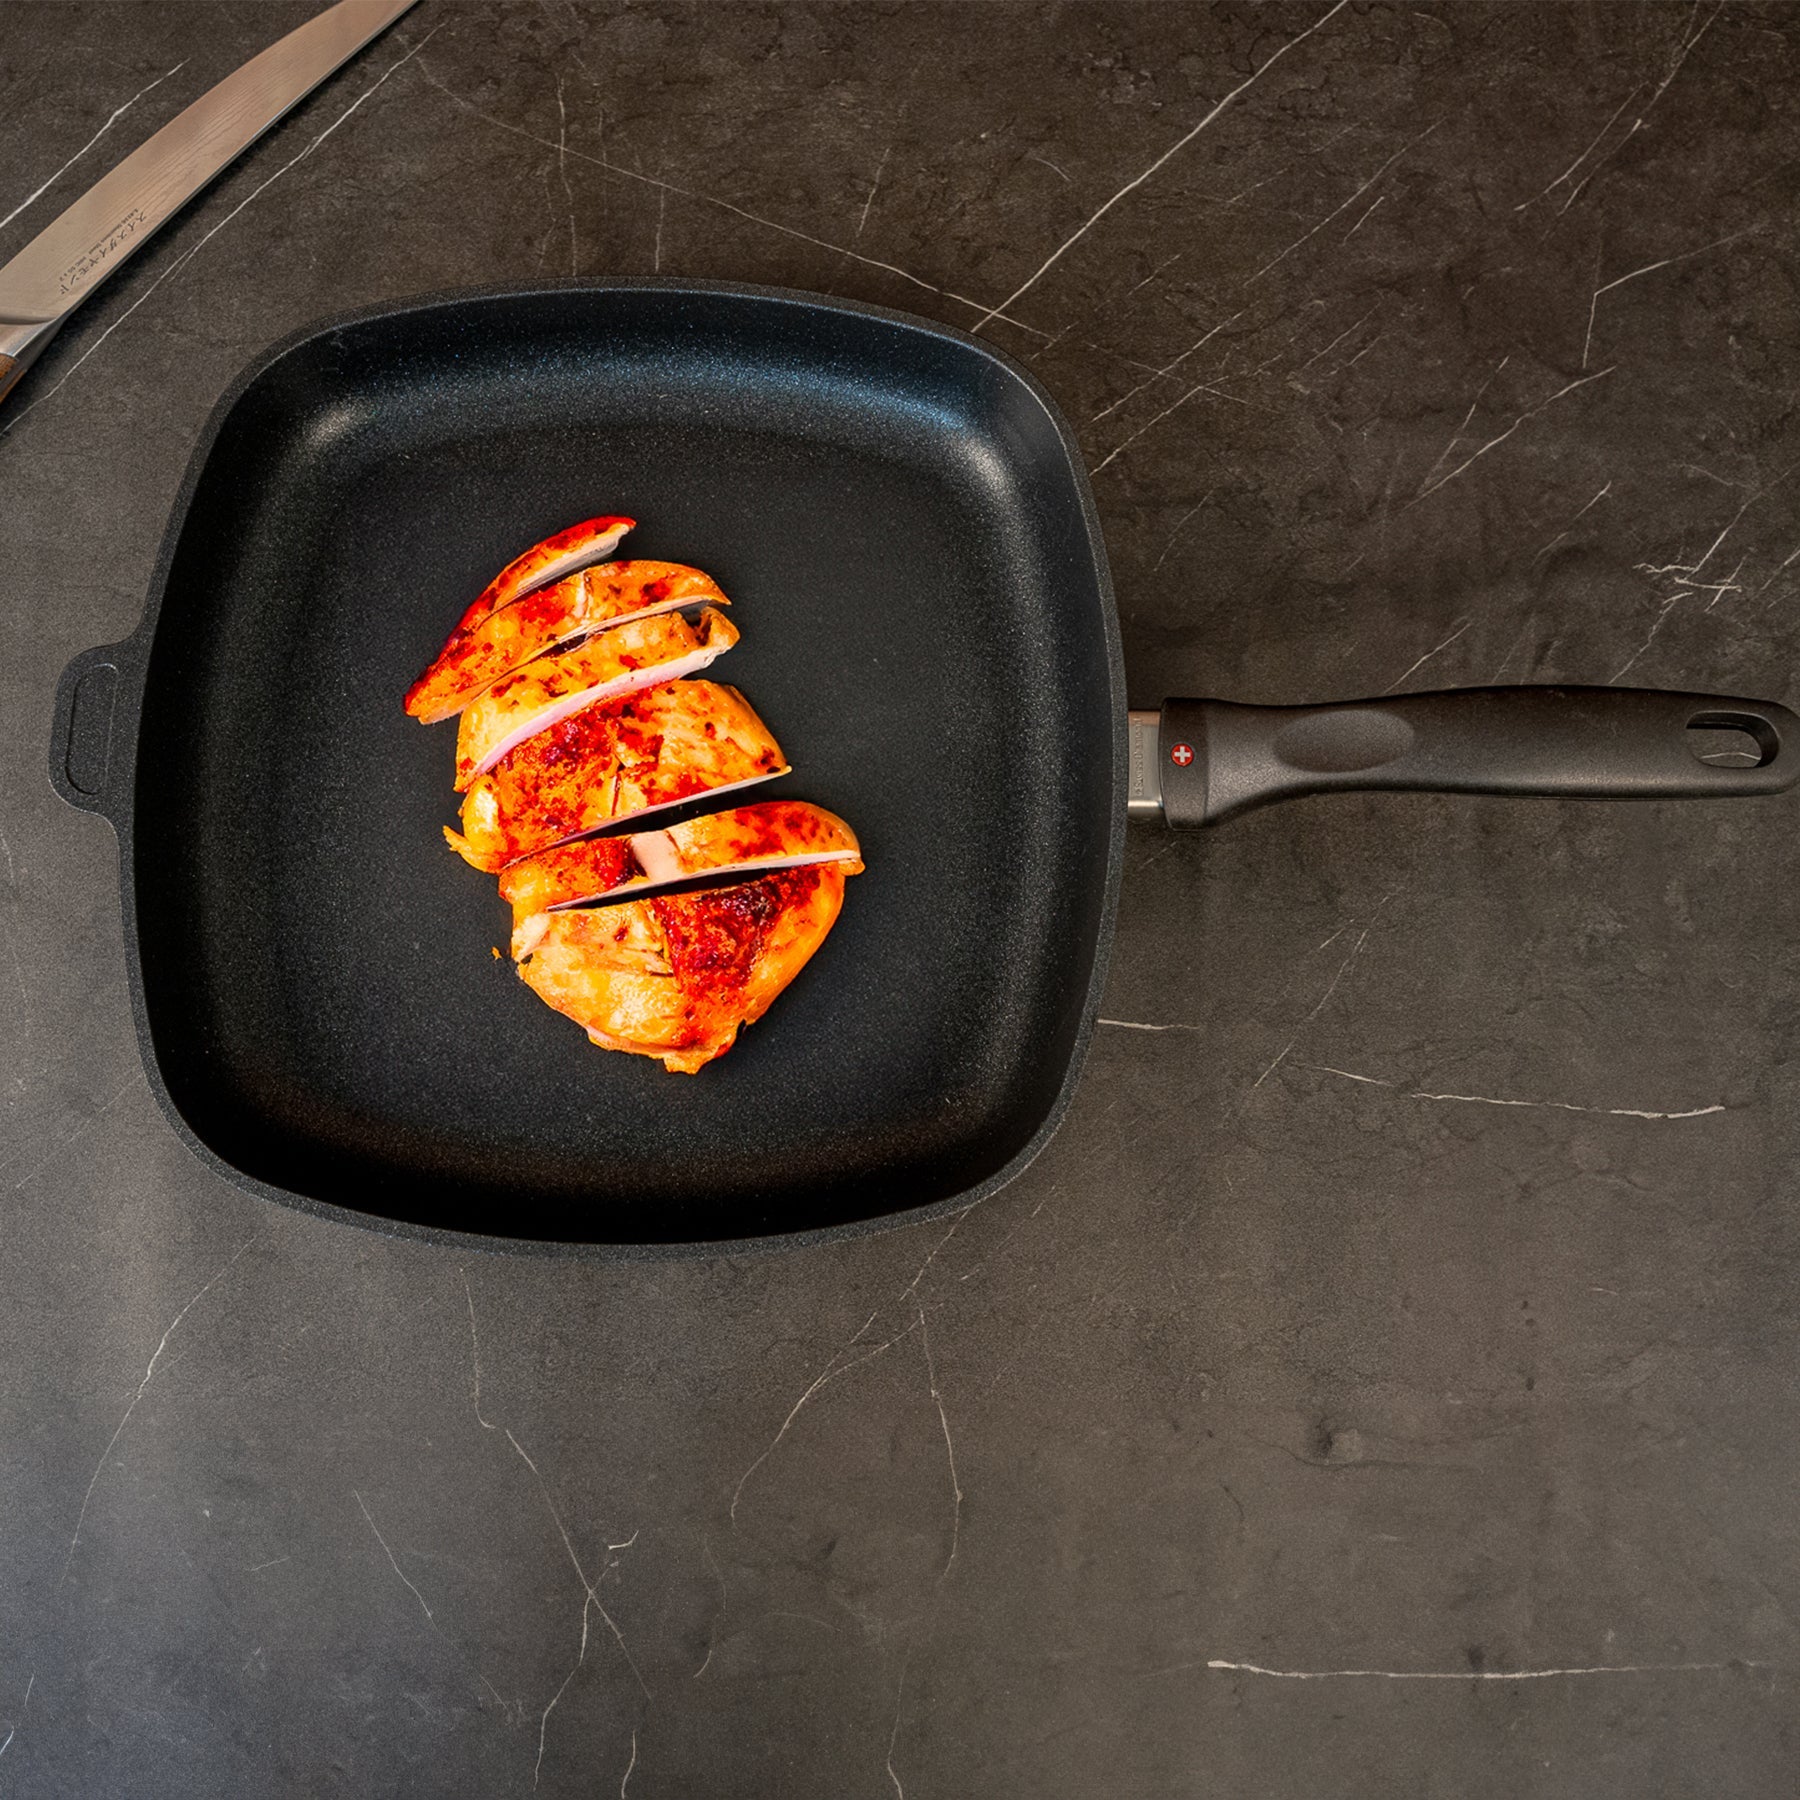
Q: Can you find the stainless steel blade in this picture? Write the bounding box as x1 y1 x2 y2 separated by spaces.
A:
0 0 418 331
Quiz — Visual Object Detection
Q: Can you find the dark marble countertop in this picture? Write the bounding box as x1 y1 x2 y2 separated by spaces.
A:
5 4 1799 1794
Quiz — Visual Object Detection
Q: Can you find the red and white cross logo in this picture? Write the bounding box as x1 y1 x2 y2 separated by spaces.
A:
1169 742 1195 767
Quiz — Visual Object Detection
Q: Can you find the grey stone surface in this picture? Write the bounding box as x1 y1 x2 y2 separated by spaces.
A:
4 2 1800 1793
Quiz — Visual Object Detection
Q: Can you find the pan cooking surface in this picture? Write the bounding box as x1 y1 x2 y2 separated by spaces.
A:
129 287 1121 1246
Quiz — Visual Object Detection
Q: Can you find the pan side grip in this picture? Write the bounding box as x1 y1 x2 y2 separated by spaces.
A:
1157 687 1800 827
50 643 128 816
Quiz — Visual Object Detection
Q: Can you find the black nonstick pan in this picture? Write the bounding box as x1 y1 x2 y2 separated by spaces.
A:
48 282 1800 1254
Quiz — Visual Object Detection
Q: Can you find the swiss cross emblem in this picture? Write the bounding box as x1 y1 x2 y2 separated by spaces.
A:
1169 741 1195 767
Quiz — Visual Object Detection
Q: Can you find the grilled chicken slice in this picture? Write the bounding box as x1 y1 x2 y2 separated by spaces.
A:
404 515 634 718
513 865 854 1072
447 681 788 872
500 801 863 922
454 606 738 789
405 560 727 723
459 515 634 631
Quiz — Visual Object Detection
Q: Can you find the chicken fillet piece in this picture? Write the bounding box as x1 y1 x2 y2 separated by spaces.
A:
513 865 854 1072
500 801 863 922
446 681 788 872
454 606 737 788
404 516 633 715
405 559 726 723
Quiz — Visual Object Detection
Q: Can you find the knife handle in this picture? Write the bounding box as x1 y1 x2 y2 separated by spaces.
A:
1150 687 1800 826
0 316 64 413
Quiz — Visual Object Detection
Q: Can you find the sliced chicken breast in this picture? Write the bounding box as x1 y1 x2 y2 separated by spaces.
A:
500 801 863 922
446 680 788 873
458 515 634 630
405 560 727 723
514 864 854 1073
405 515 634 715
453 607 738 789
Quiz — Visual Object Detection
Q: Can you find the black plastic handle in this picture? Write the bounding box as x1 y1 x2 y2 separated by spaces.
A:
49 642 129 817
1158 686 1800 827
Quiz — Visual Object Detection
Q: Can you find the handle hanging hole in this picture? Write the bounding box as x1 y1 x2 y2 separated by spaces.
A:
1686 711 1778 769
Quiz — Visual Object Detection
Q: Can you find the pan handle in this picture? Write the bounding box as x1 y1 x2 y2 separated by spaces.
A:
49 642 129 817
1147 687 1800 827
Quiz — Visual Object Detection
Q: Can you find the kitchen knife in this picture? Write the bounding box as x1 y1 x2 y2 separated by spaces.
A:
0 0 419 411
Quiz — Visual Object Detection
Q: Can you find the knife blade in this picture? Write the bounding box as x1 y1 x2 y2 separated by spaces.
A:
0 0 419 410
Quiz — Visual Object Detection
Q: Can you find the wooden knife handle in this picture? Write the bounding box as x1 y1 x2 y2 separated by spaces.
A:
0 319 68 407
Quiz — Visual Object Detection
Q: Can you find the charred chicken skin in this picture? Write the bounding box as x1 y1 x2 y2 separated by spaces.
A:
513 865 854 1072
447 680 788 873
499 801 862 921
405 558 728 723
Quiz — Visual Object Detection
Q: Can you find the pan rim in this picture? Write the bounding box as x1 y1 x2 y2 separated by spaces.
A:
62 276 1128 1259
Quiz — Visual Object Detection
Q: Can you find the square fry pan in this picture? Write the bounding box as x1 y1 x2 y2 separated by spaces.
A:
48 282 1799 1254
